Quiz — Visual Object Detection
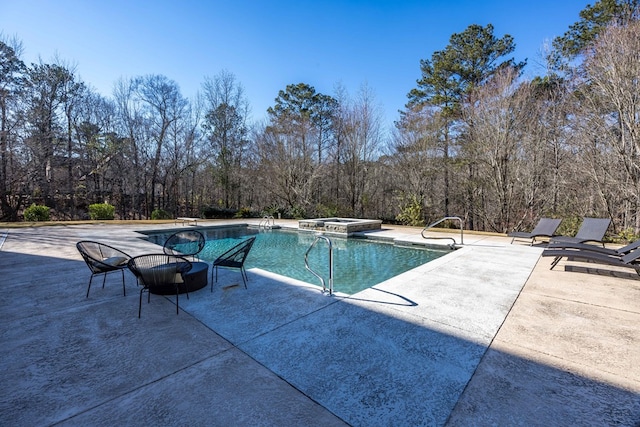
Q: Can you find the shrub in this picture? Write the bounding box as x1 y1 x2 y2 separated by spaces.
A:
263 204 283 217
234 207 253 218
315 203 339 218
88 203 115 220
616 227 639 243
396 195 425 227
24 204 50 221
201 206 236 219
555 215 580 237
287 205 306 219
151 208 172 220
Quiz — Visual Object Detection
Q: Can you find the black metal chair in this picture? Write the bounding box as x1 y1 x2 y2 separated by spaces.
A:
76 241 132 298
211 237 256 290
163 230 205 261
127 254 192 318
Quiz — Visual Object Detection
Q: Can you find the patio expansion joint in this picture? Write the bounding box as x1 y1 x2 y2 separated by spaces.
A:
179 297 352 425
0 229 8 250
443 259 535 425
230 294 347 348
51 345 241 426
225 337 349 425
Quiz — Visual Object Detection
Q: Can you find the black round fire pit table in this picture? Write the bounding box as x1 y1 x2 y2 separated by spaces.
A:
149 261 209 295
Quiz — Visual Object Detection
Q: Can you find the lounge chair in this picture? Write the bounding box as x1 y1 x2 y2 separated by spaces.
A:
541 245 640 277
163 230 205 261
545 238 640 269
127 254 192 318
508 218 562 245
547 239 640 255
211 237 256 290
550 217 611 246
76 241 132 297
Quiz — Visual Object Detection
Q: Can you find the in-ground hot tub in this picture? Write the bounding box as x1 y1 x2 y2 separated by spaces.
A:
298 217 382 234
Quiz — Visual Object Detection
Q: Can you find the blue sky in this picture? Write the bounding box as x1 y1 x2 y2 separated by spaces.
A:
1 0 588 127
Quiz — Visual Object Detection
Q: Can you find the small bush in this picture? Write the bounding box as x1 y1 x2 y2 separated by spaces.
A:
201 206 236 219
263 204 283 217
234 207 253 218
287 205 306 220
24 204 50 221
616 227 639 243
151 208 172 220
88 203 115 220
555 215 580 237
315 203 339 218
396 195 425 227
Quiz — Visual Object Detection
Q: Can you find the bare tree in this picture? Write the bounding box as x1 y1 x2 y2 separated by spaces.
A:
71 89 120 217
338 82 384 217
260 83 337 216
391 105 450 224
526 74 573 220
53 57 85 218
575 20 640 232
132 74 188 216
201 70 250 209
113 77 147 218
462 67 536 232
0 37 26 220
163 95 205 217
24 61 78 209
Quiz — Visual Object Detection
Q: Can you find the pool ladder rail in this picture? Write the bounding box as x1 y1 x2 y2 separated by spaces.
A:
421 216 464 248
259 215 276 229
304 234 334 296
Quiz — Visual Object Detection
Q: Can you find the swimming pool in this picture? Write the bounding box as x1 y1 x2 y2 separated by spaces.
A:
143 226 450 295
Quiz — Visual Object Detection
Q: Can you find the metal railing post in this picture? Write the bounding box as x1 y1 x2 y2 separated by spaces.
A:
304 234 334 295
421 216 464 247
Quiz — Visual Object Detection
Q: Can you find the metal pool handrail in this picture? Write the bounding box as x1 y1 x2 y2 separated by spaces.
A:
259 215 275 228
421 216 464 247
304 234 334 295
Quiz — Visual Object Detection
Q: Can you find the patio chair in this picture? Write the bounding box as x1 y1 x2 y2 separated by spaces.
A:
163 230 205 260
211 236 256 290
549 217 611 246
547 238 640 255
541 245 640 277
545 238 640 270
508 218 562 245
76 241 132 298
127 254 192 318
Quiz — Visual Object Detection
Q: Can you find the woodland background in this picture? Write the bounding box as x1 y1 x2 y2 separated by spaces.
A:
1 0 639 237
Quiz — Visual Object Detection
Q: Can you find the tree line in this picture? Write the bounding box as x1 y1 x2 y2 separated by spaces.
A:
1 0 639 237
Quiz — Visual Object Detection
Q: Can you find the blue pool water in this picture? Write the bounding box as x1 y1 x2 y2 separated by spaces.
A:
144 226 449 294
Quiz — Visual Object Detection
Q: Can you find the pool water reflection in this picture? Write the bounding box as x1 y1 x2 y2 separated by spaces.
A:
144 227 449 295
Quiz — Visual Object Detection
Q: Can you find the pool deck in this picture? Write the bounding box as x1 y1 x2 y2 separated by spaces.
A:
1 220 639 426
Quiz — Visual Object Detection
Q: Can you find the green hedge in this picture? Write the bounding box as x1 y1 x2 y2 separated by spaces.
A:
151 208 172 220
24 204 50 221
88 203 115 220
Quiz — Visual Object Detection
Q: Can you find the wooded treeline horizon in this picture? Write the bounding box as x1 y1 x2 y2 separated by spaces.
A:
1 0 639 238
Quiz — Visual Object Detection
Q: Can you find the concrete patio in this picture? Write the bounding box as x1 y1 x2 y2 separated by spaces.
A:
1 220 638 426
